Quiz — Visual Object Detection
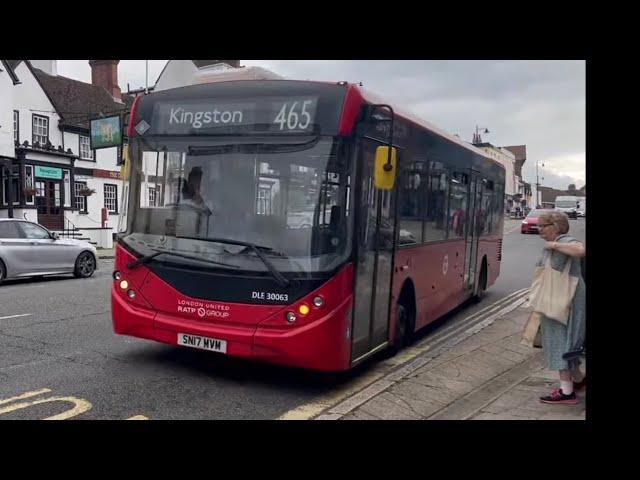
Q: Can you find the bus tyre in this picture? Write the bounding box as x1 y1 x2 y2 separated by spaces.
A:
473 263 487 303
74 252 96 278
389 304 409 356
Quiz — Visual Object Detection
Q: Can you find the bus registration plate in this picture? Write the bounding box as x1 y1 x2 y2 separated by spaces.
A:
178 333 227 353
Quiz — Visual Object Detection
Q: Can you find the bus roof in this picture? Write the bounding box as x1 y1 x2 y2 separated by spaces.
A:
353 84 502 170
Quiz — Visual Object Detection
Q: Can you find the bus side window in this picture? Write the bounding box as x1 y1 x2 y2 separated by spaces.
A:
447 172 468 240
424 163 448 242
398 162 427 245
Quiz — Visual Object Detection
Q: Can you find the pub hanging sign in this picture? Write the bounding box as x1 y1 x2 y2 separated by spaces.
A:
90 115 123 150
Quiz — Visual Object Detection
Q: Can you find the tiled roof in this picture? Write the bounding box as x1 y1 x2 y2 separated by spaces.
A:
503 145 526 177
503 145 526 161
31 66 134 132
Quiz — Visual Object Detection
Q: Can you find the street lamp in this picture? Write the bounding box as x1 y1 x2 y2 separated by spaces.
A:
536 160 545 208
473 125 489 144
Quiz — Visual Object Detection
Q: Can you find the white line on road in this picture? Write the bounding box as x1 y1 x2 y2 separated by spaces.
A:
0 314 32 321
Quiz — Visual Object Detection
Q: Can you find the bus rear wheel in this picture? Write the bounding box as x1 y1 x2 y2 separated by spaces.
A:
473 262 487 303
389 303 410 355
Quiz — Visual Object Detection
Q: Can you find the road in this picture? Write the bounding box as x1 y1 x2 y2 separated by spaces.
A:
0 218 586 419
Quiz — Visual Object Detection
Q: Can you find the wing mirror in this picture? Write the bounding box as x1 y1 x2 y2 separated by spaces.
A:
51 232 60 240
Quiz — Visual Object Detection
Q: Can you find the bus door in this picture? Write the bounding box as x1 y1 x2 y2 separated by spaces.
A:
463 173 483 292
351 138 398 362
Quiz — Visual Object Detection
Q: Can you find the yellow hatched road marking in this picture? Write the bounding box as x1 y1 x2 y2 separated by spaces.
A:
0 395 92 420
0 388 51 406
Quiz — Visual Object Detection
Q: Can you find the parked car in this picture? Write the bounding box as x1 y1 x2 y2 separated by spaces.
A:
0 219 97 284
521 209 550 234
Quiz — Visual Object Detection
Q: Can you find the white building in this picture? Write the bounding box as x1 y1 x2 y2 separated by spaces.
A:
475 142 518 212
0 60 136 247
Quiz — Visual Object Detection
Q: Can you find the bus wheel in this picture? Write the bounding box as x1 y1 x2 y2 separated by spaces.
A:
473 262 487 303
389 304 409 355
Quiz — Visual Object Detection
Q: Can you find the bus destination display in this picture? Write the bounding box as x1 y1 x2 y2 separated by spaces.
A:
152 97 318 135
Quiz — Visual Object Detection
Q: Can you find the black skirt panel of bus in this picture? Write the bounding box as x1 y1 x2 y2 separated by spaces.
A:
147 263 330 305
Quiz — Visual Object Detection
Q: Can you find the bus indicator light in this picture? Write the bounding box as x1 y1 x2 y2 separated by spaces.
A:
298 304 310 316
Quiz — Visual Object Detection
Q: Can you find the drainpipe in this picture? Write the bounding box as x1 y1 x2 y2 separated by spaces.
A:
1 160 14 219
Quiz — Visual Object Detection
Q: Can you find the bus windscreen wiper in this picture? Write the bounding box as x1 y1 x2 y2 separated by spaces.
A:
127 248 240 270
187 137 319 156
175 235 290 287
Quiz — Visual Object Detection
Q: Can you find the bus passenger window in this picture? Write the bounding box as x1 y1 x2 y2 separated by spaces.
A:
398 163 427 245
448 173 468 240
424 165 448 242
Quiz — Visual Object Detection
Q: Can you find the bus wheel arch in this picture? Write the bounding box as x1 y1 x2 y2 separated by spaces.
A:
391 279 416 351
473 256 488 303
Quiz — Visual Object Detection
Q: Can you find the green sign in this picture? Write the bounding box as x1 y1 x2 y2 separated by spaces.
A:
90 115 123 150
35 166 63 180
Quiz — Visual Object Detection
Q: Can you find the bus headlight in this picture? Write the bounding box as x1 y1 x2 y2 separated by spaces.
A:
119 280 129 290
286 311 297 323
127 289 136 299
313 296 324 308
113 271 122 280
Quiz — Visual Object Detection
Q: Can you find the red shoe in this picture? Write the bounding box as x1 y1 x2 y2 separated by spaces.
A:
573 377 586 391
540 388 579 405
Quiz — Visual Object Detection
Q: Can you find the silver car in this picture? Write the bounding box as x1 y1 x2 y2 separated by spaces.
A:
0 219 97 284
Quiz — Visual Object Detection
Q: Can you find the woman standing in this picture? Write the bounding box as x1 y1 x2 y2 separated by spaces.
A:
535 210 586 405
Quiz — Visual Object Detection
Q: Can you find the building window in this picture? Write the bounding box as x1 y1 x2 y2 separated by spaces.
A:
74 182 88 213
2 166 19 205
148 186 157 206
79 136 93 160
32 115 49 146
104 183 118 213
25 165 34 205
13 110 19 143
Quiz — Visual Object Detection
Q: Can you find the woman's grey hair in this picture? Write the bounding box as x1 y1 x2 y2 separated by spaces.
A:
539 210 570 234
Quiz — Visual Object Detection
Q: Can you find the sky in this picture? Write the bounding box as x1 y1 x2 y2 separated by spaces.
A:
55 60 585 191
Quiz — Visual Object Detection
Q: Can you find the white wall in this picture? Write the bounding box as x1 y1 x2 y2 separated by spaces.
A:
480 145 517 197
13 62 63 149
154 60 198 92
0 67 14 157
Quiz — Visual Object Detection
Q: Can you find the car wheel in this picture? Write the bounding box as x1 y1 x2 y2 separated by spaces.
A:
74 251 96 278
0 260 6 285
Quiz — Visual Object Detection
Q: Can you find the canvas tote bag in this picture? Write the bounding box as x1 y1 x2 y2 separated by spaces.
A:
529 255 579 324
521 311 542 348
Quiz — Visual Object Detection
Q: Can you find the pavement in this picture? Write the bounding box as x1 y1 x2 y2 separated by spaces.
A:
96 247 116 259
317 302 586 420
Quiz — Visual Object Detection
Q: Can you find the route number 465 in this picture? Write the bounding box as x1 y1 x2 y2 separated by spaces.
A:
273 101 313 131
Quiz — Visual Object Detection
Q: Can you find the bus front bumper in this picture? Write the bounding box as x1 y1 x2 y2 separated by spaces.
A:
112 287 353 371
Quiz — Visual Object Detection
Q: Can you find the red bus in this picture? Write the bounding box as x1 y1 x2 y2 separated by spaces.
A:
112 79 505 371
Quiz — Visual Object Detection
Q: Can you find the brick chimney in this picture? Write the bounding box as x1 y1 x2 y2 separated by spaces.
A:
89 60 121 101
